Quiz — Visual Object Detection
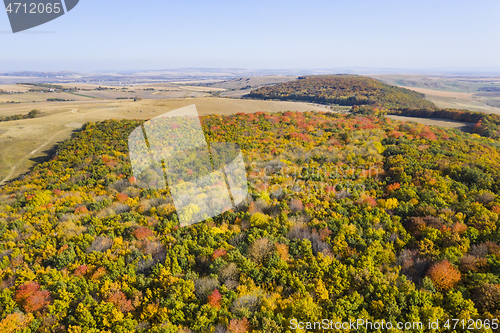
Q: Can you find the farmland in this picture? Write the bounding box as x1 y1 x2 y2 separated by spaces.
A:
370 74 500 114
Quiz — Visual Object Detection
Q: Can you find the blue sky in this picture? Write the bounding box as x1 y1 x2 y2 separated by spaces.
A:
1 0 499 72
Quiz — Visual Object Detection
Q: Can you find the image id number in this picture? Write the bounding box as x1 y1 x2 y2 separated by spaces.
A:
6 2 62 14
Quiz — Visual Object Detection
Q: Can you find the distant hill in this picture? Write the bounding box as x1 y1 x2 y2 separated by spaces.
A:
247 75 436 109
200 75 298 90
0 71 78 78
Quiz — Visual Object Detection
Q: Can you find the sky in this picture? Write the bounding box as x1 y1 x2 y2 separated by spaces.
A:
0 0 499 72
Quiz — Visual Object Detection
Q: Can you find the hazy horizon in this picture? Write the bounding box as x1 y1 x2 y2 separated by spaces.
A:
1 0 499 72
2 67 500 77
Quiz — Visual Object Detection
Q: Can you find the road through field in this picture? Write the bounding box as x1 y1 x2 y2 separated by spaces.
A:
0 128 70 185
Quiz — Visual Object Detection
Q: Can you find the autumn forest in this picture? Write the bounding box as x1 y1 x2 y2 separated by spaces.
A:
1 76 500 332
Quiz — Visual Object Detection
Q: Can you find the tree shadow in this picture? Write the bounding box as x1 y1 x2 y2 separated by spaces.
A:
458 124 475 133
27 128 83 172
1 127 85 185
28 145 59 166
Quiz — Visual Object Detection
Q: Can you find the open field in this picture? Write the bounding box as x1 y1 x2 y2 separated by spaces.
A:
198 76 299 98
368 74 500 93
402 86 500 114
0 82 226 105
0 84 33 92
0 97 330 184
369 74 500 114
206 76 298 90
385 115 474 131
0 91 93 104
0 69 291 86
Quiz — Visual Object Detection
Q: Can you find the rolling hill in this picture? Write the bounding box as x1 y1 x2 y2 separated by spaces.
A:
247 75 437 109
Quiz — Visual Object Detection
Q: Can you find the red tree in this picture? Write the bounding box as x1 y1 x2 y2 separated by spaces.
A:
133 226 154 240
74 265 88 277
15 281 40 302
116 192 129 203
427 260 461 291
228 317 249 333
207 289 222 308
290 199 304 213
212 249 227 260
24 290 50 312
15 281 51 312
108 291 134 312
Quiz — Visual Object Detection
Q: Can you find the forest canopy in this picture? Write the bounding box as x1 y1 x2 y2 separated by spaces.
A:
0 111 500 332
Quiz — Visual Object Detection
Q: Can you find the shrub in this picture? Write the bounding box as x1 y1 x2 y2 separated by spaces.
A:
27 109 40 118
